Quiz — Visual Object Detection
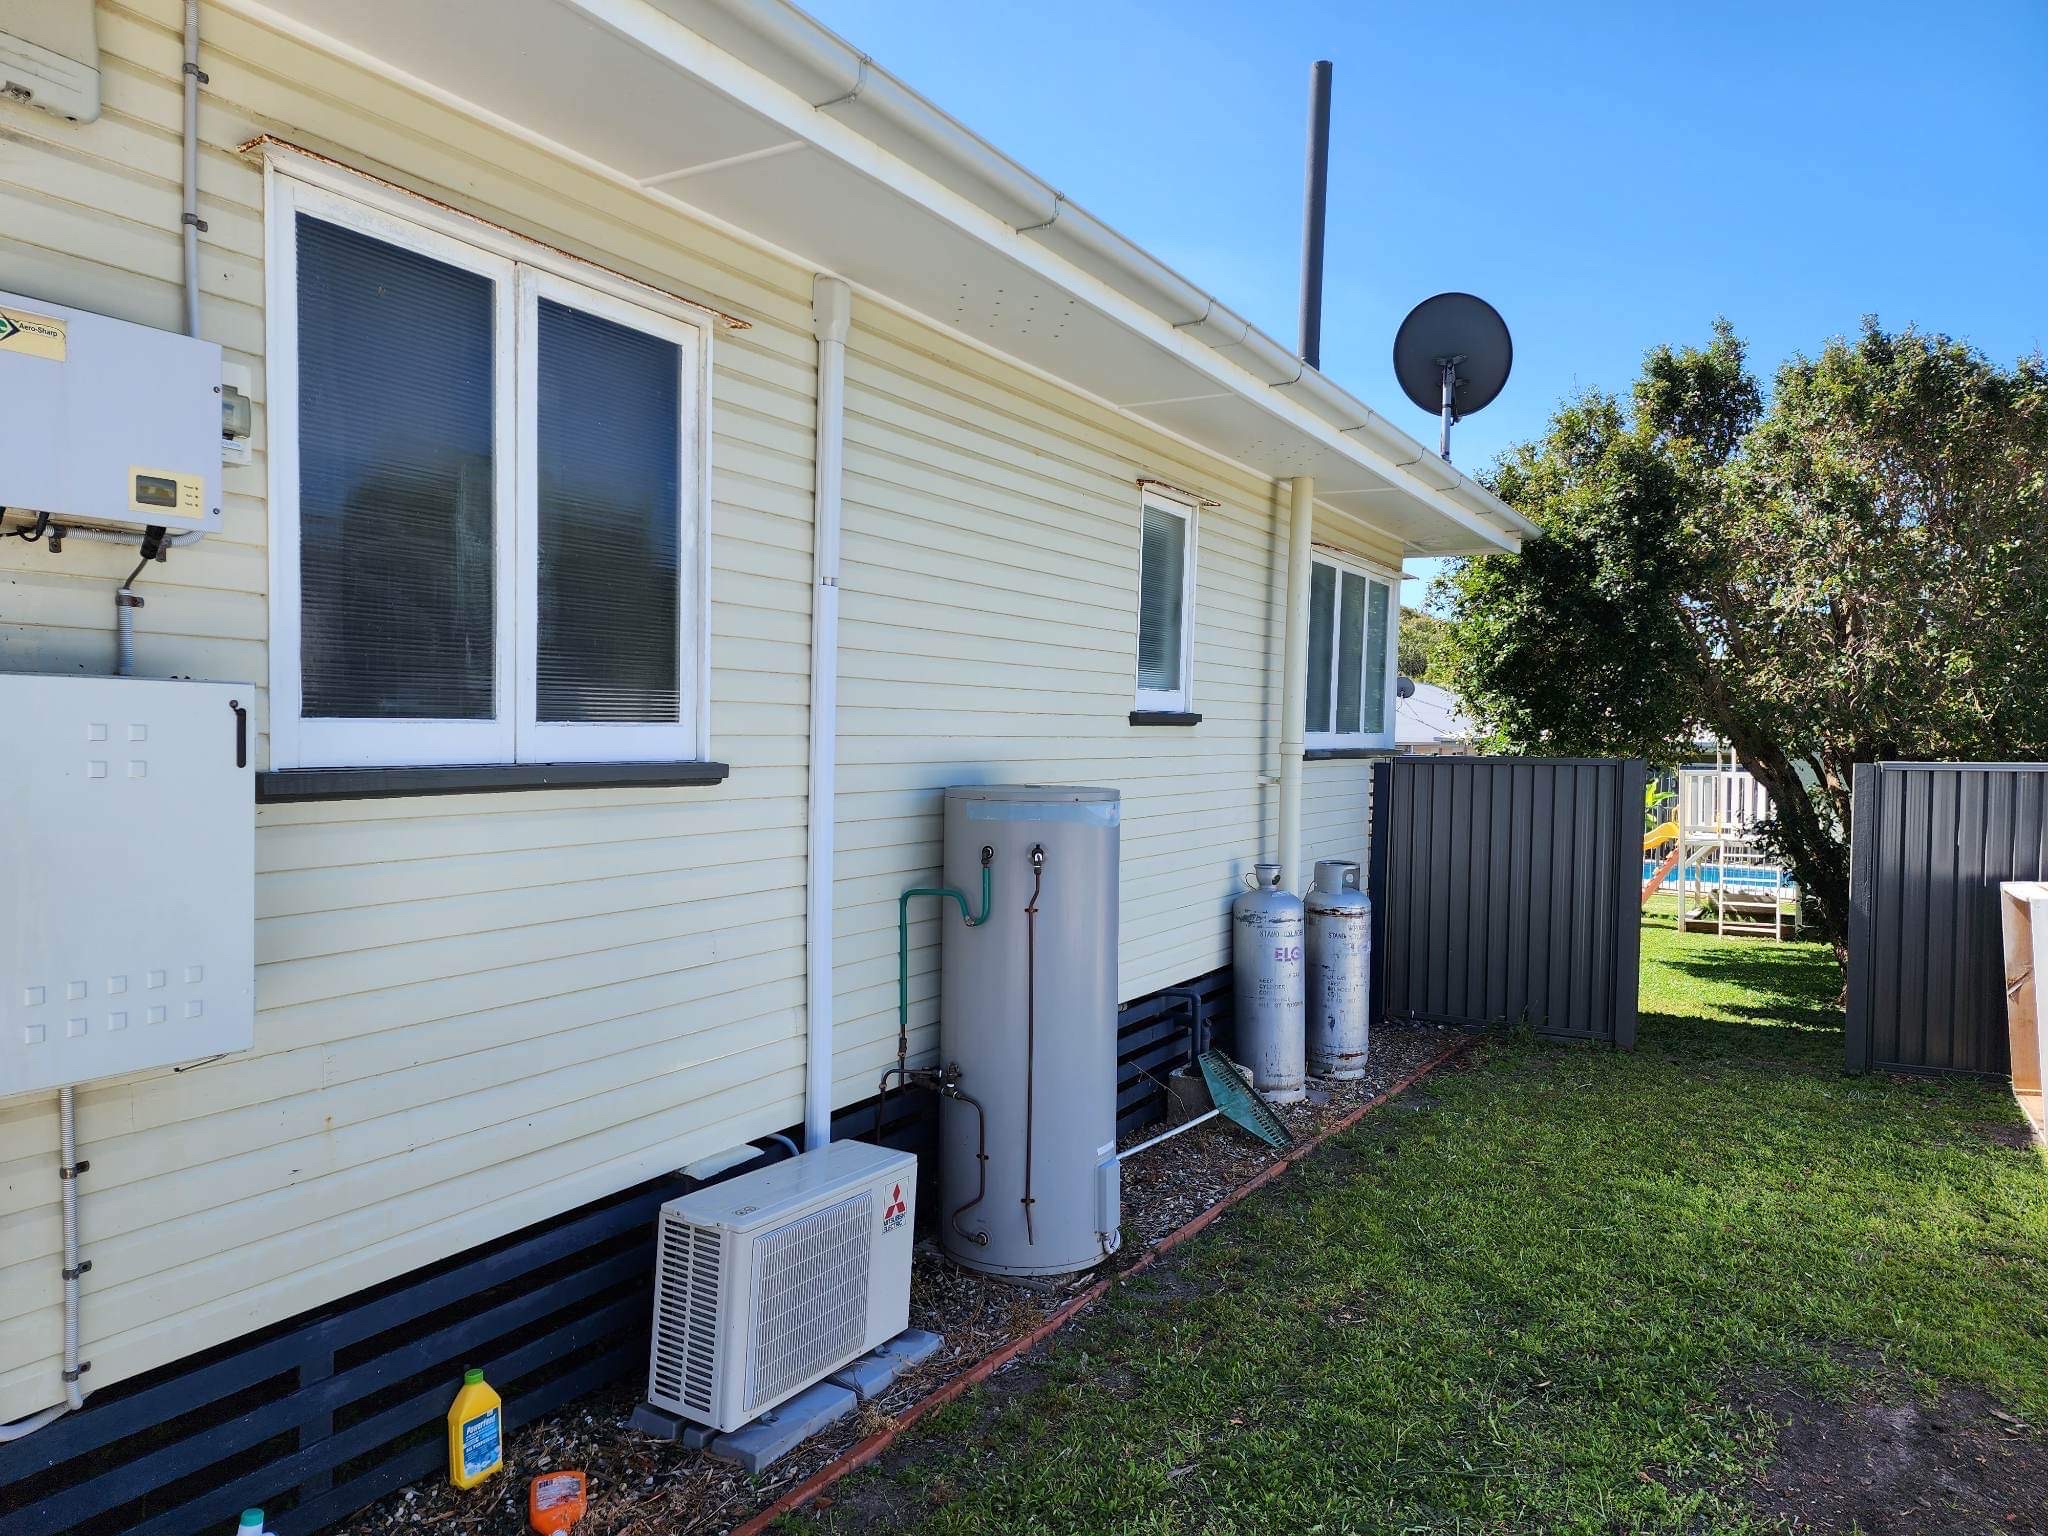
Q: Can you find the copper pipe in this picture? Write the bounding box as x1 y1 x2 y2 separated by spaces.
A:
941 1074 992 1247
1021 844 1045 1244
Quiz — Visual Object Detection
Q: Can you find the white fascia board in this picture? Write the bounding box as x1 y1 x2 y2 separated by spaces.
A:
572 0 1522 554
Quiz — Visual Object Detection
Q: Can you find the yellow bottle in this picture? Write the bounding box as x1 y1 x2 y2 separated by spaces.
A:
446 1367 503 1489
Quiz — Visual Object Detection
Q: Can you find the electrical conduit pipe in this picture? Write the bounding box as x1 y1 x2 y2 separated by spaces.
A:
803 275 851 1150
1278 476 1315 892
52 1 208 555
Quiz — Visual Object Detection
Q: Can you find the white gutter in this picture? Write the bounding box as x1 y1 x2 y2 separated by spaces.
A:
1278 477 1314 892
633 0 1534 551
803 274 851 1150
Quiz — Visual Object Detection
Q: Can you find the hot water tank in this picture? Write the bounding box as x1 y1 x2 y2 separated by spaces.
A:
939 786 1121 1276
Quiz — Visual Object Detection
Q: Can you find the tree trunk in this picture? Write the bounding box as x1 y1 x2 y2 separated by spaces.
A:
1729 733 1850 960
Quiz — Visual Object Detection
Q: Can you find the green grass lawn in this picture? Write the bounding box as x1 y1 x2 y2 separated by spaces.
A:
799 914 2048 1535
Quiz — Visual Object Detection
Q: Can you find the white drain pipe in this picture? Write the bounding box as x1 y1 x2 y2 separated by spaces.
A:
1277 475 1315 891
804 275 851 1150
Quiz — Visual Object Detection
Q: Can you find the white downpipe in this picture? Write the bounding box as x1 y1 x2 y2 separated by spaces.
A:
804 275 851 1150
1278 476 1315 892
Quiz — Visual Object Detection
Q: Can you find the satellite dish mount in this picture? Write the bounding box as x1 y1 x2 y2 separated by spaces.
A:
1393 293 1513 463
1433 355 1465 459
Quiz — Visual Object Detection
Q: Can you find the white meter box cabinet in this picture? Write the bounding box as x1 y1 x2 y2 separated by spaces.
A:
2 674 255 1097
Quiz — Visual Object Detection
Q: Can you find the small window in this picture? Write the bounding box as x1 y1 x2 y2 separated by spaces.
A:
1305 553 1396 750
1135 491 1195 712
267 175 710 770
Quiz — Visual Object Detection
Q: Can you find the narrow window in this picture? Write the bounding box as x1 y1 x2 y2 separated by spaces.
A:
298 217 500 725
1335 570 1367 735
1362 578 1391 734
517 271 702 763
1135 492 1195 712
535 300 681 722
1305 563 1335 734
1303 553 1399 751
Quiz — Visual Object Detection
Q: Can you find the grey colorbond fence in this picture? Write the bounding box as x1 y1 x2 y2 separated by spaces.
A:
1369 756 1644 1047
1847 762 2048 1077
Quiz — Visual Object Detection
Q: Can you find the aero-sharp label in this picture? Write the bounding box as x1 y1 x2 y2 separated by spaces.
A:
0 306 66 361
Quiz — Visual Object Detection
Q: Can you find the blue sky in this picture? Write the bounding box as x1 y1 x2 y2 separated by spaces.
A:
799 0 2048 603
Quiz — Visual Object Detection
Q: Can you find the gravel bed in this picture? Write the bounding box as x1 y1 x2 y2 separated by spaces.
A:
1117 1022 1459 1247
334 1024 1459 1536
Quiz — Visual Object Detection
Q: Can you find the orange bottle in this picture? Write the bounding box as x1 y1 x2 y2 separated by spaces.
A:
528 1470 587 1534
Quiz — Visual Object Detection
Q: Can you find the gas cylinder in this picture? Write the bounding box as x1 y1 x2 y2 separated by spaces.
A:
1231 862 1305 1103
1305 859 1370 1079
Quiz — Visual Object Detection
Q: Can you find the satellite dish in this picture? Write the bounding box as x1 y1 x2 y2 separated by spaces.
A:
1393 292 1513 461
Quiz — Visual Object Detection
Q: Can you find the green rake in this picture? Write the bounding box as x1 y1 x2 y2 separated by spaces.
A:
1123 1046 1294 1160
1196 1048 1294 1148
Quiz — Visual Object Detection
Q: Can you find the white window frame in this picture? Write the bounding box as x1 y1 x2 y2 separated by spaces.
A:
515 266 704 764
1134 487 1197 713
264 159 714 771
1304 549 1399 751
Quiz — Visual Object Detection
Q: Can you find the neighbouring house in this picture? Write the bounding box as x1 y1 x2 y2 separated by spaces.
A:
1397 679 1478 755
0 0 1532 1448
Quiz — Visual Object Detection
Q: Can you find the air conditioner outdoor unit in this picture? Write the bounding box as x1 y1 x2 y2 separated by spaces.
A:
647 1139 916 1434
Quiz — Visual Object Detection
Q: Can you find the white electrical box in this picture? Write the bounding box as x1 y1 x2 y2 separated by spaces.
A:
0 289 223 534
2 674 255 1099
647 1141 916 1432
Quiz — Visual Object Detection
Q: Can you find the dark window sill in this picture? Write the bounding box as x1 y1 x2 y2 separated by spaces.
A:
1305 746 1397 761
257 761 731 803
1130 711 1203 727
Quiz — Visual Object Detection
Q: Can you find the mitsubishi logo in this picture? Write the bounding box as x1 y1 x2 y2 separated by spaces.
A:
881 1183 908 1231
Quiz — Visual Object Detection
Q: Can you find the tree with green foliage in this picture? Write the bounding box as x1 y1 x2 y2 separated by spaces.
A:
1398 606 1454 682
1438 319 2048 955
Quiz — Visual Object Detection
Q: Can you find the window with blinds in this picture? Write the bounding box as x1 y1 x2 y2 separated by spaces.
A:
1134 493 1195 712
1305 553 1397 749
296 216 498 726
268 173 709 771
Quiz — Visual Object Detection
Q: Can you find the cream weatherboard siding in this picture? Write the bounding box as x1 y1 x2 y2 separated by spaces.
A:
825 304 1398 1107
0 0 820 1422
0 0 1392 1422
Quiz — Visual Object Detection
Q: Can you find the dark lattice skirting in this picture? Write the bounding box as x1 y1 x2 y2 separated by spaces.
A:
2 969 1227 1535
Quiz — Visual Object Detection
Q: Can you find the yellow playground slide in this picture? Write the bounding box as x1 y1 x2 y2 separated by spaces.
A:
1641 821 1680 907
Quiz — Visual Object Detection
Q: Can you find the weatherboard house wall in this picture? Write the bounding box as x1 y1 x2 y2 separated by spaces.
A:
0 0 1518 1425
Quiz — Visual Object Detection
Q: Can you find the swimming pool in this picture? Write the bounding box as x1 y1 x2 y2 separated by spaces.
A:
1641 860 1798 893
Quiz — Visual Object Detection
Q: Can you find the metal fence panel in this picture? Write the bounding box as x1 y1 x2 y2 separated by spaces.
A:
1847 762 2048 1076
1369 756 1643 1046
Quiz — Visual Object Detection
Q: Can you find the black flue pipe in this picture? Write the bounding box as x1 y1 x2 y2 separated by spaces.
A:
1297 59 1334 369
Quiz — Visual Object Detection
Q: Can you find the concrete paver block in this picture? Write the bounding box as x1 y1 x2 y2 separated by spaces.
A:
706 1382 857 1474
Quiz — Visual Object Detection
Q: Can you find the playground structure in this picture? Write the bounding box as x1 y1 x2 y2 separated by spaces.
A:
1642 756 1802 940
